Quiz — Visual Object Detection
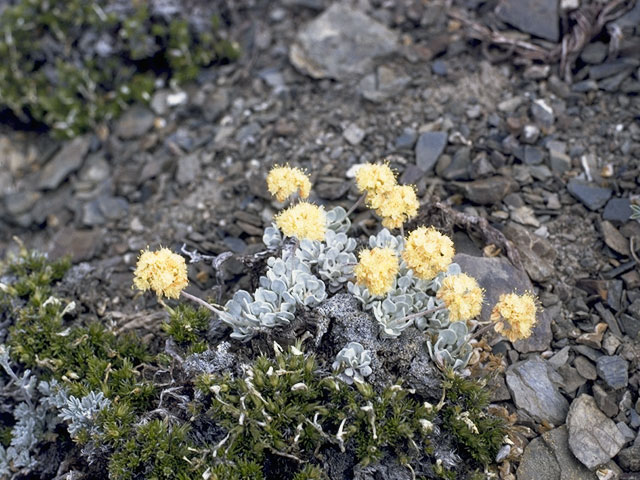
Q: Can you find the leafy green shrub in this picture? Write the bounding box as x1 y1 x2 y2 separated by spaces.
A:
163 304 211 354
0 0 239 138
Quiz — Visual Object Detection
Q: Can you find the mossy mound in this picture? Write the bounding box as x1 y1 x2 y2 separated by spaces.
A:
0 0 239 138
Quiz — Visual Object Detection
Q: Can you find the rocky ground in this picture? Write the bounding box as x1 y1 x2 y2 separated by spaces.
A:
1 0 640 478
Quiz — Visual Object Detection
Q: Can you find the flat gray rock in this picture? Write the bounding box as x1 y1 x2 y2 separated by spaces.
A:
517 426 595 480
115 105 155 139
567 394 626 470
506 357 569 425
496 0 559 42
455 253 552 352
567 179 612 211
596 355 628 390
290 4 398 80
415 131 447 173
38 136 91 190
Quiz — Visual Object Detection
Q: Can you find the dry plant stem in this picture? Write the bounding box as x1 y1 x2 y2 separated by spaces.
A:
180 291 221 314
346 193 367 217
471 322 496 340
448 0 632 82
394 305 446 324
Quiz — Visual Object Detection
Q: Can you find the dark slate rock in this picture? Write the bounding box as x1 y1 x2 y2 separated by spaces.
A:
49 227 103 263
589 58 640 80
523 145 544 165
38 136 91 190
455 253 552 352
517 426 596 480
596 355 629 390
620 313 640 340
567 179 612 211
603 198 633 223
176 152 201 186
567 395 626 470
617 441 640 472
440 146 471 180
506 357 569 425
359 65 411 103
415 131 447 173
395 128 417 150
97 196 129 221
456 175 516 205
495 0 559 42
580 42 608 64
289 3 398 80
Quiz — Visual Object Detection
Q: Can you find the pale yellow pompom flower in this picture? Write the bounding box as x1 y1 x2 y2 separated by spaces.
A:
492 292 538 342
275 202 326 241
267 165 312 202
355 163 397 200
354 247 399 296
370 185 419 230
436 273 483 322
133 248 188 299
403 227 455 280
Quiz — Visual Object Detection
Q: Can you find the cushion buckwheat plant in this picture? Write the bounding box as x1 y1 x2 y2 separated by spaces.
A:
0 162 541 479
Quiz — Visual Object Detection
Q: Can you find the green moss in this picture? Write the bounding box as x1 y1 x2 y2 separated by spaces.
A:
0 0 239 138
162 304 211 354
292 465 327 480
107 419 193 480
3 245 153 409
442 370 506 466
0 425 12 448
197 343 435 476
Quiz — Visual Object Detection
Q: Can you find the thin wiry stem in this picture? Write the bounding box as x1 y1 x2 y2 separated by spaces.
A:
346 193 367 217
180 291 222 314
393 305 446 324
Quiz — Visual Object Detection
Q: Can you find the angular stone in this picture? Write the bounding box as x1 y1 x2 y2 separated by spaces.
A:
3 191 41 216
502 222 555 283
617 441 640 472
176 153 201 186
415 131 447 173
506 357 569 425
603 198 633 223
574 356 597 381
456 176 516 205
38 136 91 190
495 0 559 41
596 355 629 390
359 64 410 103
343 123 366 146
580 42 608 64
290 3 398 80
567 395 626 470
49 227 103 263
599 220 631 256
455 253 552 352
531 99 555 127
395 128 417 150
567 179 613 211
97 196 129 221
115 105 155 139
517 426 596 480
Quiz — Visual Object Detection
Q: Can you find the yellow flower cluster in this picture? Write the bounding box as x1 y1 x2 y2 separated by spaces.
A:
355 163 396 200
354 247 399 296
355 163 419 230
275 202 326 241
133 248 188 299
492 292 538 342
267 165 312 202
436 273 483 322
370 185 419 230
403 227 455 280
